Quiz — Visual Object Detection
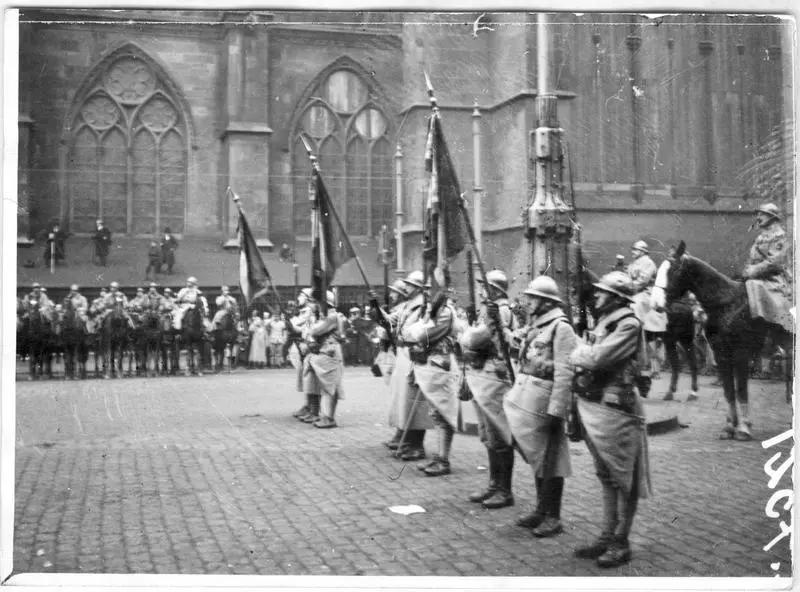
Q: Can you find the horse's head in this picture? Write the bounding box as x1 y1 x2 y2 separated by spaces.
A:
664 241 693 303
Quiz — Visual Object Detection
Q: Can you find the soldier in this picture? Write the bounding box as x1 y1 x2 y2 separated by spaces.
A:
373 279 410 448
305 290 347 429
291 288 321 421
387 271 434 461
627 239 665 379
504 276 577 537
23 283 53 313
460 269 519 509
403 280 459 477
743 202 793 332
104 281 129 307
174 277 201 330
128 287 148 313
570 271 652 568
212 286 238 330
89 288 108 316
92 219 112 266
145 282 163 311
65 284 89 321
145 241 162 281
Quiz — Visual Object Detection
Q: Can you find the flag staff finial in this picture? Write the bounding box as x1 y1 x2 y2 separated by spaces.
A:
424 70 439 115
299 135 320 173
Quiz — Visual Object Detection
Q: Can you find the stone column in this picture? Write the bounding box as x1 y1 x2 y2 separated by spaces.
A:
221 12 273 249
698 31 716 203
626 25 644 202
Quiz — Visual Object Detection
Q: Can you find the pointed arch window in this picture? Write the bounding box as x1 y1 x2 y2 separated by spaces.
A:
292 68 392 237
67 53 187 235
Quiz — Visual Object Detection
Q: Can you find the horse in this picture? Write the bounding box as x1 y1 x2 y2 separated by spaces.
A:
652 260 700 400
158 309 179 375
179 302 207 376
22 303 55 380
211 307 239 373
131 308 163 377
101 299 130 379
664 241 794 440
58 299 90 380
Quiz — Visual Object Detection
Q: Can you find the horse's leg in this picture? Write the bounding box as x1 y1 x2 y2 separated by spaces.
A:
733 348 753 441
683 333 699 399
715 352 738 439
783 333 794 404
663 332 679 400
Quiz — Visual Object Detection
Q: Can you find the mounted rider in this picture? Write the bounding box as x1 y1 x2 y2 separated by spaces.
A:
22 283 53 315
743 203 793 332
211 285 239 330
144 282 164 311
64 284 89 322
174 277 207 330
99 281 134 328
627 240 667 332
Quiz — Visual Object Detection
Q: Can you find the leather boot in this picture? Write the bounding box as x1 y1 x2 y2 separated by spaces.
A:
574 531 615 559
423 455 451 477
482 448 514 509
468 449 498 503
400 430 426 461
292 394 310 419
384 429 403 450
300 394 320 423
516 477 545 528
532 477 564 537
597 535 632 568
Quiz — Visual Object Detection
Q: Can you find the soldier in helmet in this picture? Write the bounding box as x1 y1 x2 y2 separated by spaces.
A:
212 286 239 330
402 275 460 477
174 277 201 330
23 282 53 314
460 269 519 509
145 282 164 311
304 290 347 429
743 202 793 333
627 239 666 379
291 287 322 422
569 271 652 568
65 284 89 321
502 275 576 537
386 271 434 460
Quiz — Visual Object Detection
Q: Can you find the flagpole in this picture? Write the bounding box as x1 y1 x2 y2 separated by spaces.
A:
228 187 285 313
299 136 376 296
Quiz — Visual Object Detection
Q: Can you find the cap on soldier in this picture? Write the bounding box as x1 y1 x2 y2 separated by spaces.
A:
523 275 563 303
388 279 409 297
402 270 425 289
632 240 649 253
478 269 508 295
593 271 635 302
756 202 781 220
349 306 360 314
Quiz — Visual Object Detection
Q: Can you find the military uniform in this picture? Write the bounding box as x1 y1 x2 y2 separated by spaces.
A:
305 300 346 428
65 290 89 321
292 289 322 422
212 292 238 329
174 282 202 330
570 271 652 568
461 295 517 508
744 214 793 332
404 295 460 476
627 246 666 333
23 287 53 315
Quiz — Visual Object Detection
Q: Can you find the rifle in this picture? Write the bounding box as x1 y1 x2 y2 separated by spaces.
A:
566 143 588 337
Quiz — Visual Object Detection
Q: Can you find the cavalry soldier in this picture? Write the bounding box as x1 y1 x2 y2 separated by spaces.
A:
128 287 148 314
145 282 164 311
174 277 202 330
23 283 53 313
387 271 434 461
460 269 518 509
743 202 793 333
569 271 652 568
103 281 129 307
89 288 108 316
292 288 321 422
161 288 176 310
373 279 410 448
65 284 89 321
304 290 347 429
627 239 666 378
403 279 460 477
504 276 576 537
212 286 239 330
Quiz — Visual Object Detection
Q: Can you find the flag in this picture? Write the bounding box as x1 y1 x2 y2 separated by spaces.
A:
311 172 357 300
233 192 271 305
423 115 468 268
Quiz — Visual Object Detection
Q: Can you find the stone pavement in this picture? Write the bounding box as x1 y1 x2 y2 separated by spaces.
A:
12 368 794 578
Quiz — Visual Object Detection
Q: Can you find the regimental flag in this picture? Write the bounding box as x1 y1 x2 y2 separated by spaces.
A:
311 171 357 301
232 190 271 305
423 114 468 280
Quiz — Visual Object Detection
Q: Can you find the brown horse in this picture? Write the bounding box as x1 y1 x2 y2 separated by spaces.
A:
664 241 793 440
58 298 90 380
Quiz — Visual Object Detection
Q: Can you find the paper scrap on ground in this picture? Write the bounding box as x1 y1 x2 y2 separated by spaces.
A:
388 505 426 515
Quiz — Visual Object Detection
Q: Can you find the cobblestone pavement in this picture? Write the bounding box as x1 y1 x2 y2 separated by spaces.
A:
12 367 794 578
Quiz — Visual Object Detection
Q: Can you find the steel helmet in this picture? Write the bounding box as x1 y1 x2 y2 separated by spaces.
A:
402 270 425 290
479 269 509 296
32 282 41 289
164 288 173 294
632 240 649 253
523 275 563 303
110 281 120 289
221 285 230 293
388 279 409 297
593 271 635 302
756 202 781 220
149 282 158 288
187 276 198 285
70 284 79 292
326 290 336 307
299 287 313 299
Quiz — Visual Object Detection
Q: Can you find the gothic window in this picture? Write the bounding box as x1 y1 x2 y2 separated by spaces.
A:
292 68 392 237
68 53 187 235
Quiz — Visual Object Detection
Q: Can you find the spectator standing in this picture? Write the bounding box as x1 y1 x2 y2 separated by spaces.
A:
42 222 68 267
248 311 267 369
92 219 112 266
145 241 162 281
161 227 179 274
268 312 287 367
